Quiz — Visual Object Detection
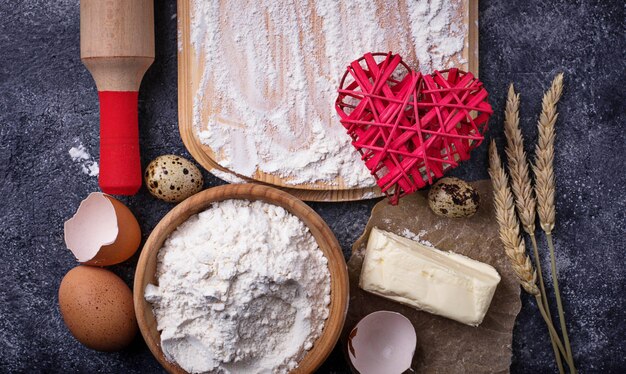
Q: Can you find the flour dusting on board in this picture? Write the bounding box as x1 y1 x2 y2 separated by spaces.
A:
190 0 467 187
209 167 247 184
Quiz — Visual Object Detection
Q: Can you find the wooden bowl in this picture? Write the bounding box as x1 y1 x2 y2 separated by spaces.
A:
134 184 349 373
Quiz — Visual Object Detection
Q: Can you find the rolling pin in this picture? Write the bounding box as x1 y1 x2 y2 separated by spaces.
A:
80 0 154 195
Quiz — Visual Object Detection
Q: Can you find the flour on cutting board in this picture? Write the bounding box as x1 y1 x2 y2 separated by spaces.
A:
190 0 467 188
209 167 247 184
69 143 99 177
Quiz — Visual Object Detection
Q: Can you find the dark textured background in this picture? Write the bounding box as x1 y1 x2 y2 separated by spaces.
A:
0 0 624 372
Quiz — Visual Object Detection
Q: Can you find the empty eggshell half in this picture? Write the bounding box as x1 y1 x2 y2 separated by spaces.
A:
64 192 141 266
348 311 417 374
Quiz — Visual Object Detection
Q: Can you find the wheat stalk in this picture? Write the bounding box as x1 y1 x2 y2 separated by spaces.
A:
504 84 536 234
503 84 563 373
534 73 563 234
533 73 576 372
489 140 574 370
489 140 539 295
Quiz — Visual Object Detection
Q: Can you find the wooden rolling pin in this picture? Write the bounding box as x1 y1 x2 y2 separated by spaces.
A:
80 0 154 195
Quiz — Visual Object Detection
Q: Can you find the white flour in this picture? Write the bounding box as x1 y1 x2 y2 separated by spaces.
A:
144 199 331 374
400 228 435 248
190 0 467 188
209 167 247 184
68 143 99 177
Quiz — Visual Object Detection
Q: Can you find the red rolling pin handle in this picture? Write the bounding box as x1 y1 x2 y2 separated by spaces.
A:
98 91 142 195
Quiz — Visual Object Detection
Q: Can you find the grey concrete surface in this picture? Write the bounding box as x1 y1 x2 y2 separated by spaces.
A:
0 0 624 372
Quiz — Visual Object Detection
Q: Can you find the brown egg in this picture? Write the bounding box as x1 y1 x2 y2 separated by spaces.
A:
58 266 137 351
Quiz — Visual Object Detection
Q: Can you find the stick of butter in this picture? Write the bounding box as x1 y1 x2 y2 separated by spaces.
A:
359 228 501 326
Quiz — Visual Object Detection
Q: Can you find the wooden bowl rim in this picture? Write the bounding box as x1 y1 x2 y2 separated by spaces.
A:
134 183 349 374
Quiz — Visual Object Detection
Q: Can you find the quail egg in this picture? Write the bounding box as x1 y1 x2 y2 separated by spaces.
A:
428 177 480 218
145 155 203 203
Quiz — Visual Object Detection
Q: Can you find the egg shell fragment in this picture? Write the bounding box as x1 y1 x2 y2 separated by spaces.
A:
64 192 141 266
144 155 203 203
427 177 480 218
58 266 138 351
348 311 417 374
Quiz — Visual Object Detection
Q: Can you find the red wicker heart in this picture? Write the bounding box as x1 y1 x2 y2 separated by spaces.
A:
335 52 493 204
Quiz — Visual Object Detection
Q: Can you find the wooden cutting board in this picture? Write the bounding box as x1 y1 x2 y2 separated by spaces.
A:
177 0 479 201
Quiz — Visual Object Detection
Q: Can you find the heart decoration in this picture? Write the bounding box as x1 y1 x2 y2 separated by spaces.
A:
335 52 493 205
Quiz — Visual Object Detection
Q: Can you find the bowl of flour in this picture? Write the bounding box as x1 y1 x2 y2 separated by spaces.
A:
134 184 349 374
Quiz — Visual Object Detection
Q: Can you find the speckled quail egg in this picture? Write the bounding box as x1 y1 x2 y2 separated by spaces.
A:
428 177 480 218
145 155 203 203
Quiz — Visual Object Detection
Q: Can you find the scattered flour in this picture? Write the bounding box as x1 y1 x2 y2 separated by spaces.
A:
68 143 99 177
400 228 434 248
144 199 331 374
190 0 467 188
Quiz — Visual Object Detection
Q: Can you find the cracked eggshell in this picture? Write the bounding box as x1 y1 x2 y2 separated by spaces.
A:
348 311 417 374
64 192 141 266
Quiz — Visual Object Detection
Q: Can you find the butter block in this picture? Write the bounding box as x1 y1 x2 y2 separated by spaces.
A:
359 228 501 326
